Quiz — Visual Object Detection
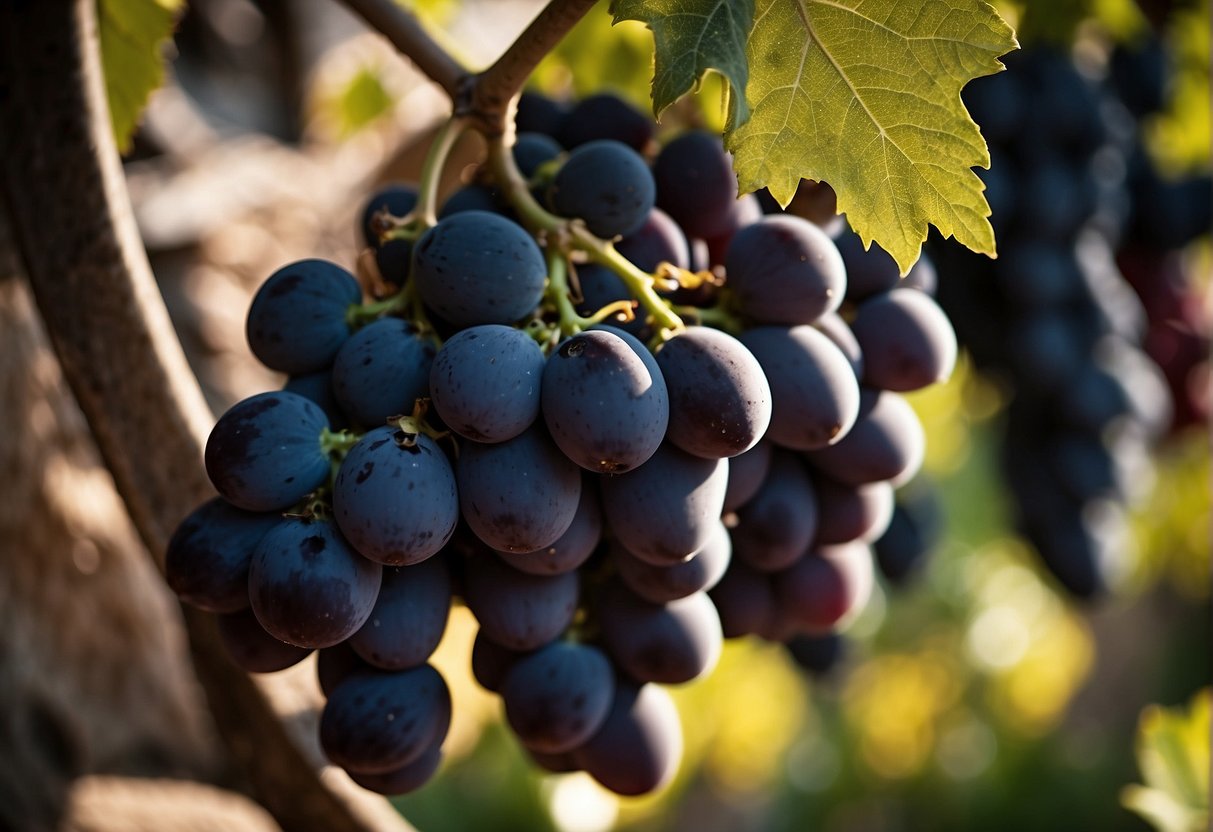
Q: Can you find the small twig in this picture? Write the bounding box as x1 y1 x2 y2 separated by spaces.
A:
466 0 598 136
341 0 471 101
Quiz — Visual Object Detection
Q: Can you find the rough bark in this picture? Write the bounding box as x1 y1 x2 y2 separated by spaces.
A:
0 2 412 830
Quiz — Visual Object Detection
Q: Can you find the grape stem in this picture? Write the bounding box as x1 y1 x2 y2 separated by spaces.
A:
485 137 686 339
339 0 471 102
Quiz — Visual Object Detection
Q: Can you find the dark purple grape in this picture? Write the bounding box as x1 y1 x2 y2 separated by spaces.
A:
812 311 864 379
429 324 545 443
245 259 362 375
166 497 279 613
333 428 458 565
470 628 525 692
771 542 873 633
654 326 771 459
346 737 444 796
811 476 895 545
722 441 773 513
500 641 614 753
215 607 312 673
360 183 418 247
248 517 381 649
739 325 860 451
547 140 656 239
457 423 582 553
599 443 728 566
203 391 330 512
541 329 669 473
595 582 721 685
319 663 450 774
873 495 940 585
317 642 370 698
725 215 846 325
702 194 764 268
348 556 452 670
516 91 569 137
834 230 901 301
786 633 845 676
496 476 602 576
612 520 731 604
413 210 547 327
283 369 346 430
462 554 579 651
513 132 563 178
615 207 690 272
803 389 924 487
851 288 957 392
438 183 509 219
653 129 739 240
708 561 776 639
571 682 682 796
732 450 818 572
556 93 654 152
330 317 435 428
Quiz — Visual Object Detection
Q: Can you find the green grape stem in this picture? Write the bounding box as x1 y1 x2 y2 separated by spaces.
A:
484 133 686 341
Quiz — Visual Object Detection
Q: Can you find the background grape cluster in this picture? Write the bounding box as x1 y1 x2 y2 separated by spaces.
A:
932 44 1209 599
166 90 961 797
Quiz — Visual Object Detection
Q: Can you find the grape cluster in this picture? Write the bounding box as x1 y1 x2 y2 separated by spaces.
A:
167 91 957 797
1108 37 1211 433
934 46 1179 598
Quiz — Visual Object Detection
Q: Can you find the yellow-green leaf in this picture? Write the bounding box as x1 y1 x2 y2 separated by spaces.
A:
725 0 1017 274
1122 689 1211 832
611 0 754 122
98 0 183 154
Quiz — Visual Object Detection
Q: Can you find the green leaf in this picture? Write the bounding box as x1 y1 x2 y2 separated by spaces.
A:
1122 690 1211 832
611 0 754 122
97 0 183 154
725 0 1017 274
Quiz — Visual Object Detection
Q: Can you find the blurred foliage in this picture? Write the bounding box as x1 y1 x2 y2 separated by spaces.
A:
1122 689 1211 832
99 0 184 153
1146 0 1212 175
998 0 1146 44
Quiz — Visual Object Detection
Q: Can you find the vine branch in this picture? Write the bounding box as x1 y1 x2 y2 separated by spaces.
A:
341 0 471 102
467 0 599 135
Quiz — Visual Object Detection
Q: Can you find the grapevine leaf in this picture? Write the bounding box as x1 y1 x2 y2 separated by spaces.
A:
97 0 183 154
611 0 754 122
725 0 1018 274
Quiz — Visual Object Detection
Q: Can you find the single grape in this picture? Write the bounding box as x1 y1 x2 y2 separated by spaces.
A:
725 215 846 325
612 519 731 604
547 140 656 239
470 628 526 693
429 324 545 443
360 184 419 286
571 682 682 797
495 475 602 576
330 316 435 429
215 607 313 674
731 450 818 572
654 326 771 459
413 210 547 328
811 476 895 545
555 93 654 152
771 541 874 634
203 391 330 513
348 556 452 670
722 440 773 513
283 369 346 430
850 288 957 392
594 581 722 685
166 497 279 613
319 663 450 774
615 207 690 272
461 553 579 651
248 517 381 649
246 259 362 375
599 442 728 566
457 423 582 553
739 325 860 450
513 132 563 178
708 560 776 639
803 389 924 487
653 130 740 240
333 427 458 565
500 641 614 754
346 737 444 796
541 329 669 473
